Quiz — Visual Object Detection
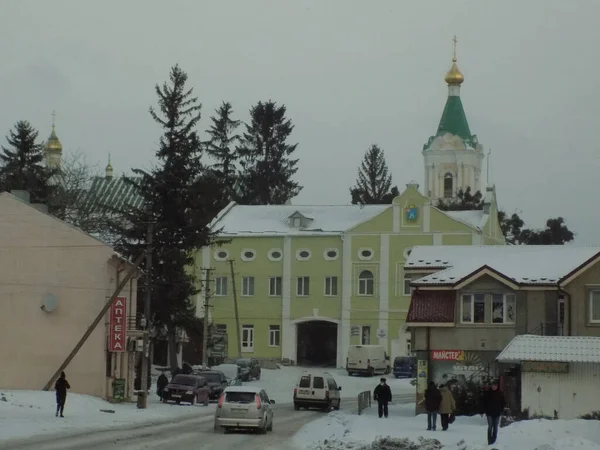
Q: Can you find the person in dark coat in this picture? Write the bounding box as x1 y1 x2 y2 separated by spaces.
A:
156 372 169 400
373 378 392 418
54 372 70 418
482 379 506 445
424 381 442 431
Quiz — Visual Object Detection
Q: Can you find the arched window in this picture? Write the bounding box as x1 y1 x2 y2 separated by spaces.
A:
358 270 374 296
444 173 454 198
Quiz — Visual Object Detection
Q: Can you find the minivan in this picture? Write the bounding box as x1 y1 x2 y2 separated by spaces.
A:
346 345 390 376
393 356 416 378
293 371 341 412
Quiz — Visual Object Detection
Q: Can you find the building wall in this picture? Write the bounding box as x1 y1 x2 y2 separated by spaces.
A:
0 194 134 398
564 260 600 337
521 363 600 419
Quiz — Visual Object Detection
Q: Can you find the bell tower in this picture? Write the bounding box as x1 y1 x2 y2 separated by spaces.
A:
422 37 484 201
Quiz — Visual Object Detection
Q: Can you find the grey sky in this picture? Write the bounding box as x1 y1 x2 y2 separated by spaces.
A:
2 0 599 243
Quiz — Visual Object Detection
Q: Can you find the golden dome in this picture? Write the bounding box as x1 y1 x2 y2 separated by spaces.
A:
445 60 464 85
45 116 63 153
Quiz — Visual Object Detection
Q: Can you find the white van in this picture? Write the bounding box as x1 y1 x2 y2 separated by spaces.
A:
346 345 391 376
293 371 341 412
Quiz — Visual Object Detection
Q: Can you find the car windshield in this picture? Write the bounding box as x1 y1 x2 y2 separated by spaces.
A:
201 372 221 383
225 391 256 404
171 375 198 386
395 357 414 365
236 359 251 367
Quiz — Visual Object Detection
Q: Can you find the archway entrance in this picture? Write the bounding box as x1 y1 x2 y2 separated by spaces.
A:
296 321 337 367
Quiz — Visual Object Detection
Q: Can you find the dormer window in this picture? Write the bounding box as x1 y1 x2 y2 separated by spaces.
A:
288 211 313 229
293 217 301 228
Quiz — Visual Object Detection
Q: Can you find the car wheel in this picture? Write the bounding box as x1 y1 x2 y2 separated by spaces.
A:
190 396 196 406
214 423 224 434
259 417 268 434
323 401 331 413
176 400 181 405
267 417 273 432
334 400 340 411
368 367 375 377
294 403 300 411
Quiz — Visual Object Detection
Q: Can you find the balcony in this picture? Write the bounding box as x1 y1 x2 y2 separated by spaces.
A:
528 322 564 337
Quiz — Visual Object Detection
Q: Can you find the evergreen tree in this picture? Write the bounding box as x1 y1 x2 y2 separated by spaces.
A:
236 100 301 205
0 120 55 205
112 65 218 371
205 101 241 208
350 144 399 204
436 187 483 211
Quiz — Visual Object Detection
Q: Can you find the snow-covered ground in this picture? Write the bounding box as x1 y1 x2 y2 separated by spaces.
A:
293 403 600 450
246 366 415 404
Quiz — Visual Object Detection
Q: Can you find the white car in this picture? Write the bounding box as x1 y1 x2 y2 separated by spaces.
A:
293 371 341 412
214 385 275 434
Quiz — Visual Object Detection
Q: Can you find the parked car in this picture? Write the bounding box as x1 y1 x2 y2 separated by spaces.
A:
235 358 261 381
214 386 275 434
211 363 243 384
346 345 390 376
393 356 417 378
193 369 229 400
293 371 341 412
162 374 207 405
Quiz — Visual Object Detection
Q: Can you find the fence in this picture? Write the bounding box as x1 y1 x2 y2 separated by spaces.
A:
358 390 372 415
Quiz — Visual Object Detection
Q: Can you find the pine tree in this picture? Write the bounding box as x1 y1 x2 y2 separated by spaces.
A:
436 187 483 211
236 100 301 205
0 120 55 205
205 102 241 208
350 144 399 204
112 65 218 371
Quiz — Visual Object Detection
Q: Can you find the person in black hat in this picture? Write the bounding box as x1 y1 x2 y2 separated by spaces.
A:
373 377 392 418
482 379 506 445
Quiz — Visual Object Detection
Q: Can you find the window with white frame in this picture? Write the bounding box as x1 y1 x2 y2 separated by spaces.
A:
297 276 310 296
461 293 486 324
324 276 338 296
241 325 254 352
491 293 516 324
403 274 412 296
242 276 255 296
215 276 228 296
590 290 600 322
269 276 282 296
358 270 374 296
269 325 280 347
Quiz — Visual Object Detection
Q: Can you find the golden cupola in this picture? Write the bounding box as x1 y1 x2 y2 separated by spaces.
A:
45 111 63 154
444 36 464 86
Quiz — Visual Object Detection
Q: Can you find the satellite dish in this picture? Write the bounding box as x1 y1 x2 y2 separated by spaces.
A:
41 293 58 313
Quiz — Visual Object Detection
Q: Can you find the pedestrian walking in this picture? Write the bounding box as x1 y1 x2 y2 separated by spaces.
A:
373 377 392 418
157 372 169 401
54 371 70 418
424 381 442 431
439 384 456 431
482 379 506 445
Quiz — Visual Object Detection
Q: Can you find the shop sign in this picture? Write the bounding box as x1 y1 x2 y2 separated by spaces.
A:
522 361 569 374
431 350 463 361
108 297 127 352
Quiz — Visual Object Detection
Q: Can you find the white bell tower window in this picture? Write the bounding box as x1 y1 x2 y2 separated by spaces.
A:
444 173 454 198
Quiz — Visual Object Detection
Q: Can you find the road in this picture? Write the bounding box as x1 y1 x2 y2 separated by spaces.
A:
4 394 414 450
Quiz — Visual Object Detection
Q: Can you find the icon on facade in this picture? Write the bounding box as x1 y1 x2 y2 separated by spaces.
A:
405 205 418 222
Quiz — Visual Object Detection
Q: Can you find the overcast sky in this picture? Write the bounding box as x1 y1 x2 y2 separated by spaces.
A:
2 0 599 243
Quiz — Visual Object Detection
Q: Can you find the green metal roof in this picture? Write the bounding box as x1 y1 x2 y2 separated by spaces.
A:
436 95 472 141
79 176 144 215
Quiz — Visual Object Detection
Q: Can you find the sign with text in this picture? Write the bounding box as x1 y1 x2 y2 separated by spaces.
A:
431 350 463 361
522 361 569 374
108 297 127 352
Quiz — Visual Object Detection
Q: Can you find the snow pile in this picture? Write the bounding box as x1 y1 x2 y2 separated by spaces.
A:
293 403 600 450
0 389 215 443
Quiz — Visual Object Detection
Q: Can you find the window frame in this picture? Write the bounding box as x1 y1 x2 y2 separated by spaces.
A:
358 270 374 296
361 325 371 345
590 290 600 323
443 173 454 199
324 276 338 296
460 293 486 324
269 276 282 297
268 325 281 347
297 276 310 296
491 293 516 324
241 325 254 352
403 274 412 296
241 276 255 297
215 276 228 297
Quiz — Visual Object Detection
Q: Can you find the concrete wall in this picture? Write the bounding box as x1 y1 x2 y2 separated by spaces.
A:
564 259 600 337
0 193 136 398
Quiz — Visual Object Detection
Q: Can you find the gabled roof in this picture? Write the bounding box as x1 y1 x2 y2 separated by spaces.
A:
406 290 456 325
79 176 144 215
497 335 600 364
443 210 487 230
407 245 600 287
210 203 390 236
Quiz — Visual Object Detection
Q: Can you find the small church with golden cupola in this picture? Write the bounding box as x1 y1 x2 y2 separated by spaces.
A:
422 36 485 201
44 111 63 170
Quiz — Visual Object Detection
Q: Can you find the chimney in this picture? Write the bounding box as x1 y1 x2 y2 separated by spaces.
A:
11 190 31 204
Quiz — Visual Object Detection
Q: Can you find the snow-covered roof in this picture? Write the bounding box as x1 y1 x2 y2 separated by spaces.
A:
407 245 600 286
210 203 390 236
443 210 487 230
497 335 600 363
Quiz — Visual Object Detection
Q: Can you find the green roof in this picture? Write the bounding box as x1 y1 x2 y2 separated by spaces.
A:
436 95 472 141
79 176 144 215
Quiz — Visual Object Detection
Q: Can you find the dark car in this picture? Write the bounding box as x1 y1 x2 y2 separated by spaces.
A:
393 356 416 378
162 374 207 405
235 358 261 381
193 370 229 399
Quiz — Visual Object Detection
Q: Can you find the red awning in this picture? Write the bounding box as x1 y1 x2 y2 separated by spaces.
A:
406 290 456 325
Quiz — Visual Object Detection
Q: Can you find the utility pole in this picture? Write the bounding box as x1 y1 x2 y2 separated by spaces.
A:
228 259 242 358
201 268 214 367
139 221 153 409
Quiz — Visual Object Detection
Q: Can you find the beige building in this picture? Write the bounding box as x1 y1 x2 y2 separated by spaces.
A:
0 191 141 400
